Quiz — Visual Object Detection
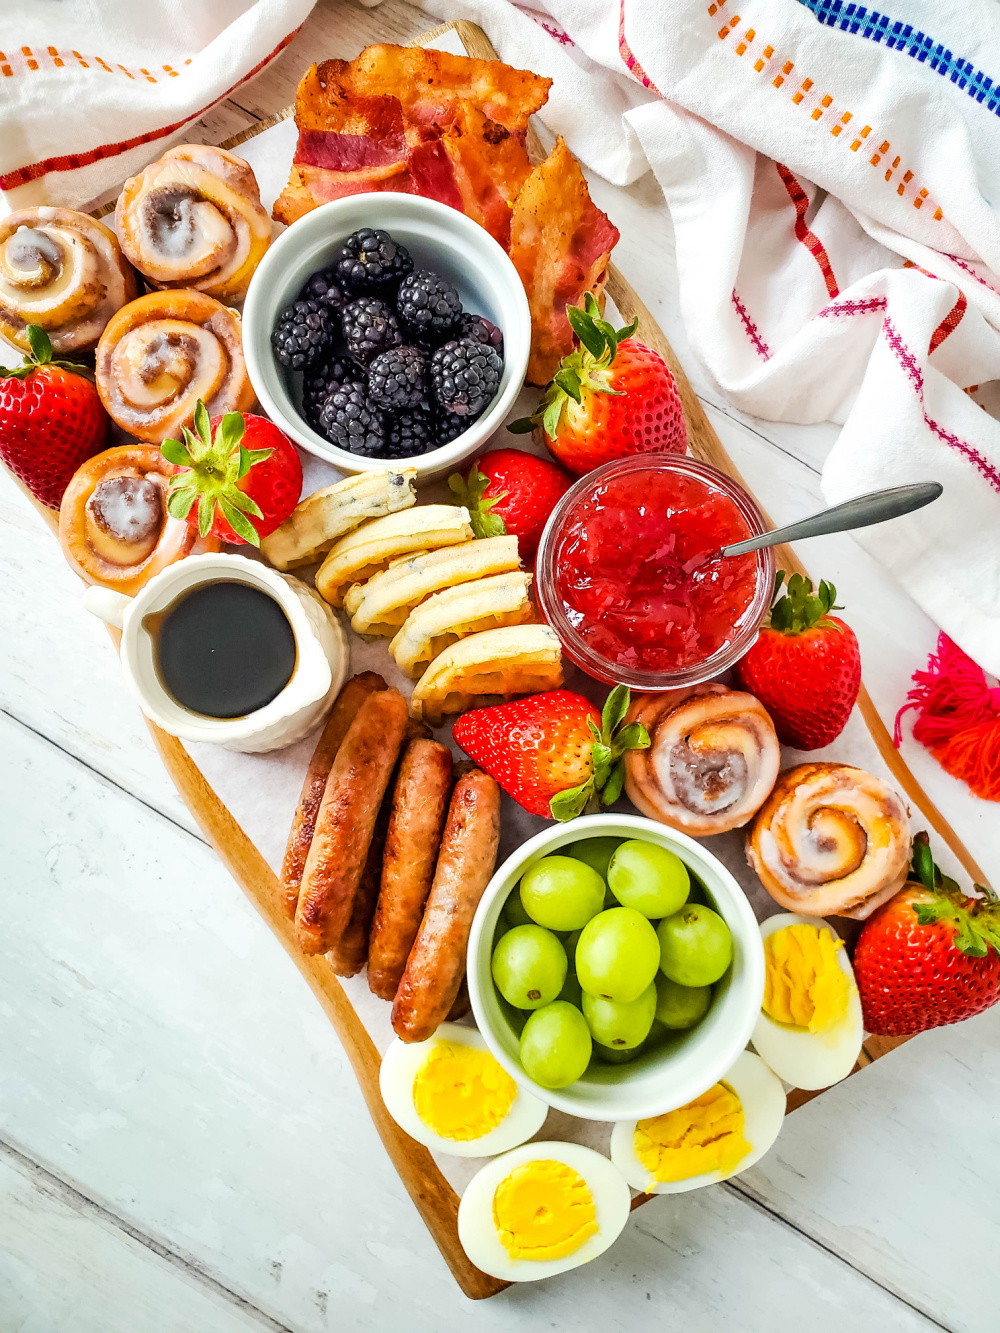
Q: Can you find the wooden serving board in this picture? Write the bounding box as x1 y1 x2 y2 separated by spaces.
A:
6 19 989 1303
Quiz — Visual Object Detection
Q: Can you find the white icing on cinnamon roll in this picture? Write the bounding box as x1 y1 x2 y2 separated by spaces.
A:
116 145 271 303
624 684 781 835
0 209 139 354
747 762 912 919
95 290 254 444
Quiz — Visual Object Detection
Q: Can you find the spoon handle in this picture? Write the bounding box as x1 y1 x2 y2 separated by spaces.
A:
720 482 943 558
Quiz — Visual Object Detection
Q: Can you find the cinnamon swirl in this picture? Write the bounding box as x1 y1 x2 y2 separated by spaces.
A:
624 685 781 836
0 209 139 354
747 762 912 919
95 290 254 443
59 444 220 594
116 145 271 303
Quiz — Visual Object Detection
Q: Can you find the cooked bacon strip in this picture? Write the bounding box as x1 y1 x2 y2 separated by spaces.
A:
509 137 621 385
273 48 546 230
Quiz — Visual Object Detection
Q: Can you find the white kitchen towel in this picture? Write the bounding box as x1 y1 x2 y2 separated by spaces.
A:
0 0 316 212
410 0 1000 674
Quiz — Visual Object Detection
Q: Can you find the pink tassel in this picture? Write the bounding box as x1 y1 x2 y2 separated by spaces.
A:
895 633 1000 801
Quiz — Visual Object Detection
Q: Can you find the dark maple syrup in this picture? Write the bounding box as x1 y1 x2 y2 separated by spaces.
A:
150 580 296 719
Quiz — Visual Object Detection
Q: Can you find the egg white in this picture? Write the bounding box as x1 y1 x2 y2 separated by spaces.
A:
609 1050 785 1194
457 1141 632 1282
751 912 864 1090
379 1022 548 1158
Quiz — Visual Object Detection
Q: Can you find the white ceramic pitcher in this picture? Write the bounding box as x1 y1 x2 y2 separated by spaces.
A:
84 553 349 753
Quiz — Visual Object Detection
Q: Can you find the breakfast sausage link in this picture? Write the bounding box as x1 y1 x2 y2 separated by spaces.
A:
391 767 501 1042
295 688 409 956
367 739 454 1001
279 672 387 920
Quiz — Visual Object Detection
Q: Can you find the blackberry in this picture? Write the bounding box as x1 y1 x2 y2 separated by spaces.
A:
333 228 413 292
342 296 403 363
367 345 426 412
317 382 385 457
299 266 347 313
382 406 437 458
430 338 503 417
301 354 364 426
271 299 335 370
431 406 477 446
397 271 462 341
457 312 504 357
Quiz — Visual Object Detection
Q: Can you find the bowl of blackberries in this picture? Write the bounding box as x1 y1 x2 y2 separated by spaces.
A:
243 193 531 480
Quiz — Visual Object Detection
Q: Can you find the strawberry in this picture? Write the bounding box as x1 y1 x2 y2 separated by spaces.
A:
452 684 649 820
853 833 1000 1036
0 325 108 509
448 448 572 556
509 292 686 475
732 572 861 750
161 402 302 546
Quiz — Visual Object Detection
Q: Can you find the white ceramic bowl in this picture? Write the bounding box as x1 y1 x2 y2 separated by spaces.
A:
243 194 531 482
467 813 765 1122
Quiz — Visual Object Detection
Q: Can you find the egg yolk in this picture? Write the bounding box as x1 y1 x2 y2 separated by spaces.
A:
492 1161 599 1261
634 1083 750 1183
763 924 851 1034
412 1041 516 1141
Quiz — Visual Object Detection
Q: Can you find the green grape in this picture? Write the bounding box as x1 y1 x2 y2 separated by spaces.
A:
592 1040 642 1065
519 1001 592 1088
558 969 583 1008
643 1017 669 1051
607 840 690 919
497 993 526 1037
492 925 567 1009
503 887 534 929
493 915 510 948
603 885 617 909
519 856 606 931
657 904 733 987
565 928 582 962
566 836 624 882
654 973 712 1029
576 907 660 1002
582 982 656 1049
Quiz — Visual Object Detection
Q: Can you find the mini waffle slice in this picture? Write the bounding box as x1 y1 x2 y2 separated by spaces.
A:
390 571 535 677
315 505 474 607
261 469 417 571
345 534 521 636
410 623 563 724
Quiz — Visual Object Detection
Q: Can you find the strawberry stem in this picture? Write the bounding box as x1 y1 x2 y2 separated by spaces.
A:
0 324 93 381
908 830 1000 958
768 571 844 635
447 462 507 540
508 291 638 439
549 684 650 821
161 400 270 547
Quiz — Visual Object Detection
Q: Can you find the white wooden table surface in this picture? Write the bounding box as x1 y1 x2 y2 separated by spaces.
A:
1 2 997 1330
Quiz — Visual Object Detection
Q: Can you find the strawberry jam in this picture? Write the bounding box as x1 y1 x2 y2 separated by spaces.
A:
539 458 769 682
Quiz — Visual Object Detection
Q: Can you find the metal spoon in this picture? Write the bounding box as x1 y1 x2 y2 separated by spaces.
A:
720 481 943 558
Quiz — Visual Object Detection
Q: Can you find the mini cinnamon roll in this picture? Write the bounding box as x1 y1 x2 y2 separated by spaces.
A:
747 762 912 920
0 209 139 354
116 145 271 303
624 684 781 836
59 444 220 594
95 290 254 443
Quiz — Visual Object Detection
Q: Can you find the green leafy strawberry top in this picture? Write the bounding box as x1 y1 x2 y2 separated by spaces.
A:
550 683 649 821
908 832 1000 958
767 571 844 635
448 463 507 540
509 292 638 440
0 325 91 381
161 400 272 546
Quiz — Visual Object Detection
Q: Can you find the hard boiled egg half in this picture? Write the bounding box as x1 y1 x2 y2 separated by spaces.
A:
379 1022 547 1157
458 1141 631 1281
609 1050 785 1194
751 912 864 1090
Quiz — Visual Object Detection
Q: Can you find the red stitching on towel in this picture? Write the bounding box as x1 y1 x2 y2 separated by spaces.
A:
776 162 840 299
929 292 967 353
0 27 300 192
817 297 887 317
946 253 1000 298
619 0 661 93
884 317 1000 495
731 289 771 359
